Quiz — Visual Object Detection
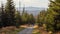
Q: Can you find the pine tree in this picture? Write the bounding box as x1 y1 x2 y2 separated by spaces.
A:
21 11 28 24
15 11 22 27
1 3 6 27
46 0 60 32
0 3 5 27
37 15 40 26
5 0 16 26
37 10 46 26
28 14 35 25
22 7 25 16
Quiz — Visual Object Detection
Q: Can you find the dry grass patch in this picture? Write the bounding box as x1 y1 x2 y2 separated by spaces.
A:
33 25 39 28
32 28 40 34
0 26 25 34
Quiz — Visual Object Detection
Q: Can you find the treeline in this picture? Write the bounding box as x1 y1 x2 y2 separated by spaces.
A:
37 0 60 33
0 0 35 28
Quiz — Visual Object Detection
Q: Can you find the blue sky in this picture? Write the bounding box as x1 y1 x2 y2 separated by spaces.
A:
0 0 49 8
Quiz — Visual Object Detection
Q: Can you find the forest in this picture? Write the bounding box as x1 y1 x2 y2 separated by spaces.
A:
0 0 35 28
0 0 60 34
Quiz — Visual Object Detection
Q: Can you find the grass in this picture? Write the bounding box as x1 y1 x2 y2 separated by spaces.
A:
0 26 25 34
33 32 40 34
32 28 41 34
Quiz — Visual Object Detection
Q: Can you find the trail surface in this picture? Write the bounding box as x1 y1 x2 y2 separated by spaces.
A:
18 27 34 34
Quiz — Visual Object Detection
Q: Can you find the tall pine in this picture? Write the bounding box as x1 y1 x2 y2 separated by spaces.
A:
5 0 16 26
47 0 60 32
0 3 5 27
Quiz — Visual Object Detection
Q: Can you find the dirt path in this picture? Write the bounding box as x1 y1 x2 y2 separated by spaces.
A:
18 27 34 34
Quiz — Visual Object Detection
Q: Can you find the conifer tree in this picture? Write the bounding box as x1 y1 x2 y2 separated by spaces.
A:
27 14 35 24
5 0 16 26
46 0 60 32
15 11 22 27
0 3 5 27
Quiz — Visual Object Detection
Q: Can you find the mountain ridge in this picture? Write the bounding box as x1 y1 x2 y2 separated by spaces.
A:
16 7 46 16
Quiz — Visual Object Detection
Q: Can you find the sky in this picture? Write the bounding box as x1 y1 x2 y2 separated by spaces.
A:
0 0 49 8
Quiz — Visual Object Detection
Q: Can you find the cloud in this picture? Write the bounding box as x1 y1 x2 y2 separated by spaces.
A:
14 0 49 8
0 0 49 8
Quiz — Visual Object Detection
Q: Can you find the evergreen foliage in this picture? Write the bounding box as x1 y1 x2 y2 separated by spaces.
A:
46 0 60 32
5 0 16 26
0 0 35 28
37 0 60 32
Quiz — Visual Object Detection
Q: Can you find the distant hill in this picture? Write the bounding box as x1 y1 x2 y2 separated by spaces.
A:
16 7 46 16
